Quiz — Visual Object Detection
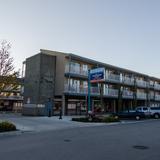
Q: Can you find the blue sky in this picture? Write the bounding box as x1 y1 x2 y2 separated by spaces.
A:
0 0 160 77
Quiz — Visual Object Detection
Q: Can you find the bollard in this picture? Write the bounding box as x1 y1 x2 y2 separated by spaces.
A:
59 108 62 119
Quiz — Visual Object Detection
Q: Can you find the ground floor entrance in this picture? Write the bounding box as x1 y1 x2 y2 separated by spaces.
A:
55 95 149 115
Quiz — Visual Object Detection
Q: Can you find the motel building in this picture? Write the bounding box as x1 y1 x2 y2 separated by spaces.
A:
22 49 160 116
0 78 23 112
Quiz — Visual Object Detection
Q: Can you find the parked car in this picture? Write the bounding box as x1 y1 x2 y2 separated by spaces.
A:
135 106 160 119
113 110 146 120
135 106 150 116
149 107 160 119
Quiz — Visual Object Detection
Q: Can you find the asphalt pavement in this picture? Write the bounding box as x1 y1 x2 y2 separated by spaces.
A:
0 117 160 160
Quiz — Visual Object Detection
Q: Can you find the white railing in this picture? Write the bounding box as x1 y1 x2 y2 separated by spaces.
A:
64 84 100 95
65 64 88 76
137 92 147 99
104 88 118 97
149 85 154 88
64 84 79 93
123 77 134 85
155 95 160 101
106 74 120 82
80 70 88 76
122 90 133 98
136 80 147 87
149 93 155 100
154 84 160 90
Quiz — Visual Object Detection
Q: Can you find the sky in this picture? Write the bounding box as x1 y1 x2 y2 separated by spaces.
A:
0 0 160 77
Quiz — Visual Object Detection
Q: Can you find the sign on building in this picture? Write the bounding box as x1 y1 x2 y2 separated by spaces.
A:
90 68 105 83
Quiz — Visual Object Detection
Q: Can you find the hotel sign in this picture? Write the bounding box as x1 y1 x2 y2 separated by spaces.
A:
90 68 105 83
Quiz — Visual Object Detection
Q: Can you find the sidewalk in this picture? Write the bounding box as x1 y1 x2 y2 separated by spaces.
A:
0 113 106 132
1 113 155 134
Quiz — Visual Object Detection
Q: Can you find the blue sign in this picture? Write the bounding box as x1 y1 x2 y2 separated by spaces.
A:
90 68 105 83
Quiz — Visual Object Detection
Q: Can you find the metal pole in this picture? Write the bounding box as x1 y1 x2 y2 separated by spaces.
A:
88 69 91 113
100 83 104 112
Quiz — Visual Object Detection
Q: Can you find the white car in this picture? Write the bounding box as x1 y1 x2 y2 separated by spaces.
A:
149 107 160 119
135 106 160 118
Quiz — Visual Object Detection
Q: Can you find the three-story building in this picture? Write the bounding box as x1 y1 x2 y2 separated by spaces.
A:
23 49 160 115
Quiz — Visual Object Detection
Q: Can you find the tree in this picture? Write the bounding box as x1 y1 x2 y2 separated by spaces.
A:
0 40 19 97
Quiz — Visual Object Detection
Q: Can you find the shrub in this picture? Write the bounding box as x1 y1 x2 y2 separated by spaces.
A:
72 115 120 123
102 116 120 123
72 117 102 123
72 117 89 122
0 121 16 132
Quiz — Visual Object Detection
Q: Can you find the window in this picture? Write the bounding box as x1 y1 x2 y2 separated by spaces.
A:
150 107 160 110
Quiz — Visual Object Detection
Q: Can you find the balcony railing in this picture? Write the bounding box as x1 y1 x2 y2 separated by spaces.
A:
122 90 133 98
136 80 147 88
154 84 160 90
104 88 118 97
90 87 100 95
80 70 88 76
106 74 120 82
149 85 154 89
65 65 88 76
123 77 134 85
155 95 160 101
64 84 79 93
64 84 100 95
149 93 155 100
137 92 147 99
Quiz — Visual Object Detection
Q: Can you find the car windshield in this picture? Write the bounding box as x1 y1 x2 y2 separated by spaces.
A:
136 108 141 111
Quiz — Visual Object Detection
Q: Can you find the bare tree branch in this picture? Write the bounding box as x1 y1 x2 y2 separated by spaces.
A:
0 40 20 96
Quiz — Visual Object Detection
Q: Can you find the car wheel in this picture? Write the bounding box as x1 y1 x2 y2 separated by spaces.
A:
154 114 159 119
136 116 140 120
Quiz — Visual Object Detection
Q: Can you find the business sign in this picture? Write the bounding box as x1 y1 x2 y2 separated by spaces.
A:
90 68 105 83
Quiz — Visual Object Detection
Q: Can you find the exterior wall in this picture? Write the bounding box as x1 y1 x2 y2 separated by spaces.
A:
24 54 41 104
24 53 56 105
39 54 56 103
54 53 66 96
40 50 66 96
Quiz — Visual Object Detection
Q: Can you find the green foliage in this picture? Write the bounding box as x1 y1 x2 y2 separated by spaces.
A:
102 116 120 123
0 121 16 132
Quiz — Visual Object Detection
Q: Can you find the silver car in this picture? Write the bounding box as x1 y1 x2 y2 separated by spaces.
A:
136 106 160 118
135 106 150 116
